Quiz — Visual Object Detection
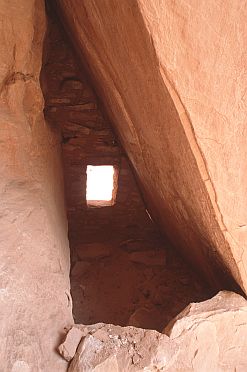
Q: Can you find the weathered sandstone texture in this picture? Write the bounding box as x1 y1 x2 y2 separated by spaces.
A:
163 291 247 371
59 291 247 371
58 327 83 362
0 1 73 370
61 323 178 371
55 0 247 292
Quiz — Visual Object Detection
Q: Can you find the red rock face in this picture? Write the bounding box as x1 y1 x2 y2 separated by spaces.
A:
54 0 247 293
0 1 72 370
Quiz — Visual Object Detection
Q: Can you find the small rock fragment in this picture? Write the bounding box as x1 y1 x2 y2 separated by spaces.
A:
58 327 83 362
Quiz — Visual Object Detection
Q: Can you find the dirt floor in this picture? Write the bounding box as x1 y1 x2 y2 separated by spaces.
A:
70 238 213 331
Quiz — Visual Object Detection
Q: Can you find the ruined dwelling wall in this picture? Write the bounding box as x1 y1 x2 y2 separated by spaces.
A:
54 0 245 293
0 1 72 371
42 10 160 268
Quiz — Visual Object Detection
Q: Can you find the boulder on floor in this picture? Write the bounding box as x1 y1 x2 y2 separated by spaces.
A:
58 291 247 371
67 323 177 371
164 290 247 371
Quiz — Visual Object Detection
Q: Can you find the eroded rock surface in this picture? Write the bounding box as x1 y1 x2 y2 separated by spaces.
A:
58 327 84 362
164 291 247 371
63 324 177 372
59 291 247 371
0 1 73 370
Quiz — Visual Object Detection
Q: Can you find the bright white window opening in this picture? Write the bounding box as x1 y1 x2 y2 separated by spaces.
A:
86 165 116 207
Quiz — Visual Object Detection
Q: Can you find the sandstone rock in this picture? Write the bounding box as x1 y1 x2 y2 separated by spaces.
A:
164 291 247 371
0 1 73 370
61 291 247 371
77 243 111 260
164 290 247 337
129 249 166 266
58 327 83 362
67 323 177 371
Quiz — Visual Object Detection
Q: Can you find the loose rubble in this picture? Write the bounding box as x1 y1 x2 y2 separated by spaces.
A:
59 291 247 371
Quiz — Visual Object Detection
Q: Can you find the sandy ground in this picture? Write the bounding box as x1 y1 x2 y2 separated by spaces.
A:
70 239 212 331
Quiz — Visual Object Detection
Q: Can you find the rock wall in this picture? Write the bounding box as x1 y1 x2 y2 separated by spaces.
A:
54 0 247 293
0 1 73 371
42 10 159 252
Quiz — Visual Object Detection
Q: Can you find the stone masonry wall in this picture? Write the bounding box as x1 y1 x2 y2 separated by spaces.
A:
42 8 160 266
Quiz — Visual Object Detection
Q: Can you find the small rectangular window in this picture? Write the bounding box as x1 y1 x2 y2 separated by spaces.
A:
86 165 117 207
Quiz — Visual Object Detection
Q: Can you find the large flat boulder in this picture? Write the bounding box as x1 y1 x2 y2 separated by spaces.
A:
165 291 247 371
